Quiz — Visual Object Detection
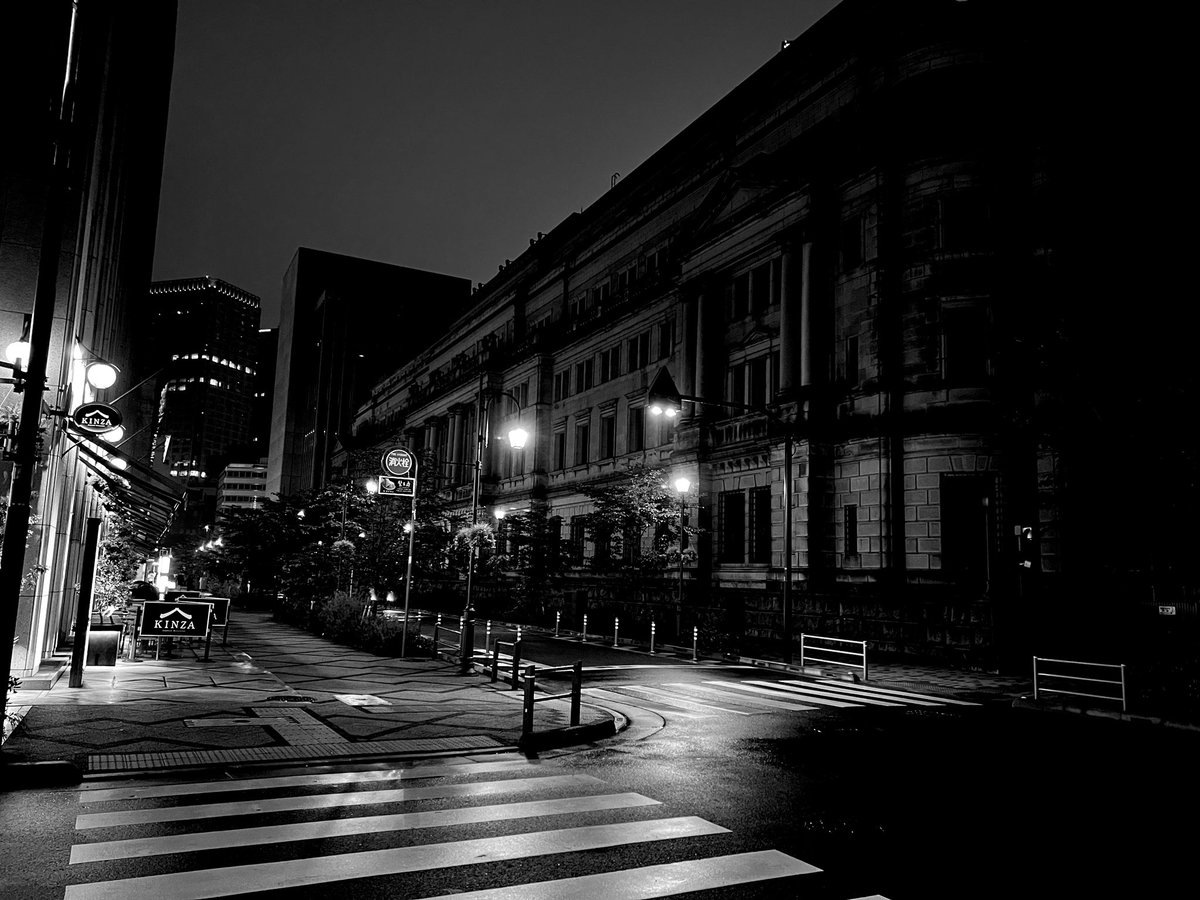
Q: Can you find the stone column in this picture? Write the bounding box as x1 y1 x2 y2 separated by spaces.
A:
779 241 812 399
693 285 722 419
799 240 813 390
448 407 464 482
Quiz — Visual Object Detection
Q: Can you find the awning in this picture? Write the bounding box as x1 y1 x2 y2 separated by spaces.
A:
65 427 188 551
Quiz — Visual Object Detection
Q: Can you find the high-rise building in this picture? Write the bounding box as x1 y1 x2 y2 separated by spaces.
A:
149 276 261 530
217 461 269 514
1 1 178 688
267 248 471 497
252 328 278 454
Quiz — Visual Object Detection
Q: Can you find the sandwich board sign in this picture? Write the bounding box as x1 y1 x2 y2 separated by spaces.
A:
140 600 214 639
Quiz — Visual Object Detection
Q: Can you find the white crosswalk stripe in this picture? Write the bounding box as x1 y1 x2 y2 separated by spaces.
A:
63 754 843 899
577 677 981 719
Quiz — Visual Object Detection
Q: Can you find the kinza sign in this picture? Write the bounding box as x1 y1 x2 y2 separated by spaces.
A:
71 402 123 434
140 600 213 639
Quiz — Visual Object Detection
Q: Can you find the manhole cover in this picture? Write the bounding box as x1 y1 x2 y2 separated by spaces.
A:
265 695 316 703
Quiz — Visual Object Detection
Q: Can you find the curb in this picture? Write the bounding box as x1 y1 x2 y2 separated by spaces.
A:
517 718 619 752
1011 697 1200 732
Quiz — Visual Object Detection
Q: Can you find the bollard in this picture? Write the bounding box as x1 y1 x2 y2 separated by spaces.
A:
517 624 522 642
522 665 536 736
460 612 475 674
431 617 440 660
581 614 588 642
613 617 619 648
570 660 582 726
511 638 523 689
486 620 492 653
693 625 698 662
491 642 501 683
555 611 561 637
650 621 656 655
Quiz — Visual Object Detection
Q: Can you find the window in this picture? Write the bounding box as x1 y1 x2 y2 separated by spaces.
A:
769 258 782 306
941 474 994 584
719 490 746 564
627 406 645 452
747 356 768 407
553 369 571 401
509 448 526 478
574 419 590 466
749 487 772 564
844 504 859 559
750 262 772 314
657 318 674 360
569 517 586 564
843 335 860 385
553 430 566 470
943 306 988 384
840 213 864 271
728 365 746 407
599 414 616 458
599 345 621 382
574 359 594 393
626 331 651 372
547 516 563 568
730 272 750 319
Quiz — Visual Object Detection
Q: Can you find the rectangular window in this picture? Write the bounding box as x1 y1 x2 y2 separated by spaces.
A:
622 525 642 563
627 406 645 452
728 364 746 406
599 345 621 382
626 331 651 372
657 317 674 360
719 490 746 564
748 357 768 407
569 517 586 565
841 214 864 271
553 430 566 470
599 415 616 458
943 306 988 384
509 448 526 478
731 272 750 319
844 504 859 558
574 420 590 466
553 369 570 401
574 359 594 393
750 262 771 314
749 487 772 564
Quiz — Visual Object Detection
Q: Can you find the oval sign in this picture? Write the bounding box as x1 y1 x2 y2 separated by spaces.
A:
381 446 415 477
72 402 123 434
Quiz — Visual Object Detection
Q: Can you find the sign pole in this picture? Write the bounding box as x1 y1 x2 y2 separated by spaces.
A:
402 492 416 657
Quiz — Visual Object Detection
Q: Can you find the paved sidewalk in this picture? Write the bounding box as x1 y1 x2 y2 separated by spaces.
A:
1 610 613 781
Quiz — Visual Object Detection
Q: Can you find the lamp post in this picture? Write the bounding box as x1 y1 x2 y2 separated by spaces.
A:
463 375 528 649
673 476 691 640
649 367 796 663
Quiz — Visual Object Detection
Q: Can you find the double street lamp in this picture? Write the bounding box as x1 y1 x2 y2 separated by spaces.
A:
649 367 797 663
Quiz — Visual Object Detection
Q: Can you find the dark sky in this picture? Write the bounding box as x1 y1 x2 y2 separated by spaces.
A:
151 1 841 328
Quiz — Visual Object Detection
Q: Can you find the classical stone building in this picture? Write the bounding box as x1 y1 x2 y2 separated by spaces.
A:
344 0 1181 669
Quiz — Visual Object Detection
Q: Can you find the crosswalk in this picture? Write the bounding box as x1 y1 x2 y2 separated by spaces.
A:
582 676 980 719
63 754 890 899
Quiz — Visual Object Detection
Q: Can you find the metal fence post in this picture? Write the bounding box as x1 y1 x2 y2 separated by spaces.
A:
522 665 536 737
1032 656 1039 700
491 642 501 683
1120 663 1127 712
571 660 582 726
511 638 522 689
432 618 440 660
800 633 806 668
862 641 869 682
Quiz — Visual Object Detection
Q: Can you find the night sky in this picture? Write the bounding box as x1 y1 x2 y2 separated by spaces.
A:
151 0 841 328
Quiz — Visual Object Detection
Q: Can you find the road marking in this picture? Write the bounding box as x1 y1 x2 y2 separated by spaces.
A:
781 680 945 707
747 680 904 707
665 682 819 711
814 678 980 706
582 688 714 718
617 684 753 715
63 817 729 900
70 793 661 863
79 758 541 803
421 849 821 898
701 681 832 710
736 681 859 708
75 774 605 829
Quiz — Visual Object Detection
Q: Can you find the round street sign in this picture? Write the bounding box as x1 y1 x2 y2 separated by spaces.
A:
72 402 123 435
381 446 415 478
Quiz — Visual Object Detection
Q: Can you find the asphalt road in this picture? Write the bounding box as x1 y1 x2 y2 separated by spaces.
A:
2 633 1194 899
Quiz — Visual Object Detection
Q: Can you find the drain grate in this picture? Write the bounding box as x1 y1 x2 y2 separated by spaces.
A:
264 695 317 703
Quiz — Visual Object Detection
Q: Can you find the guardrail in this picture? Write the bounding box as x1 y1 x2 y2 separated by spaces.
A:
431 613 464 661
799 632 868 679
1033 656 1126 712
521 662 583 739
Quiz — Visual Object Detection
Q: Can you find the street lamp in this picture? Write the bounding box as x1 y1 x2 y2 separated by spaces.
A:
463 376 529 646
673 476 691 639
649 367 797 663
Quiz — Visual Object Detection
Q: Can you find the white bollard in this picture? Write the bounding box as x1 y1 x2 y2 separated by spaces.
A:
516 624 522 642
555 611 561 637
582 614 588 642
693 625 699 661
486 620 492 651
613 617 620 648
650 621 656 655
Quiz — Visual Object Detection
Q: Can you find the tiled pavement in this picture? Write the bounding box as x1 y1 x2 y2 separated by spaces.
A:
1 610 607 777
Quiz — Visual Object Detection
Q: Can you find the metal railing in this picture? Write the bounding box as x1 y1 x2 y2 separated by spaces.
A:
799 632 868 680
479 639 523 689
431 613 464 661
521 662 583 739
1033 656 1126 712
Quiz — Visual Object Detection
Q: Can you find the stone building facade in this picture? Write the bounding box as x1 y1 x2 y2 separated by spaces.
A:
343 1 1143 668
